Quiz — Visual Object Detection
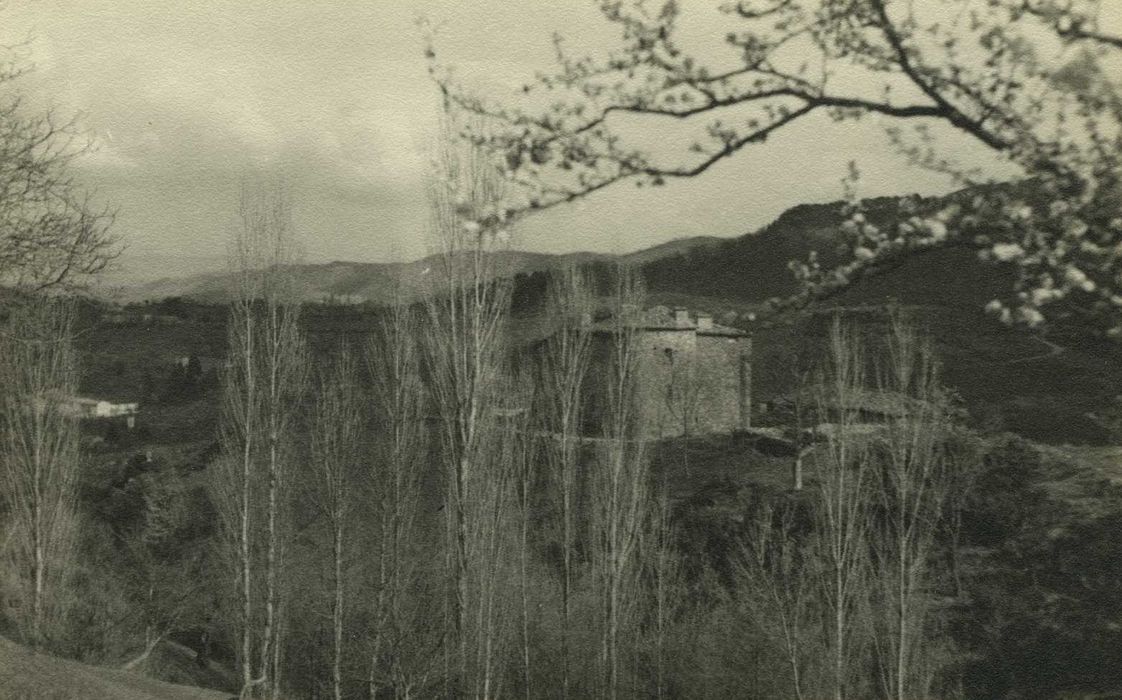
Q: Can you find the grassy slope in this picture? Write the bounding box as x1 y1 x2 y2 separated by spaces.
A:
0 637 229 700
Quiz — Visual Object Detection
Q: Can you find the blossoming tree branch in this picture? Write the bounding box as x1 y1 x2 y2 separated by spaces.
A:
427 0 1122 335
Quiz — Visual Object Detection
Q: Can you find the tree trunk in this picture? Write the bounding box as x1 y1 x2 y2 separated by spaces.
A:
32 477 44 647
333 523 344 700
258 427 279 693
239 306 256 698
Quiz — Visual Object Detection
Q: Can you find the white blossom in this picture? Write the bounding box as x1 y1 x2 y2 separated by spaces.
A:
1049 200 1070 217
1030 287 1054 306
924 219 948 240
992 243 1025 262
1016 306 1045 327
1063 265 1088 287
935 205 958 222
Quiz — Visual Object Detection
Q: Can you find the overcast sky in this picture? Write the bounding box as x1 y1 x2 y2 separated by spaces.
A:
2 1 1031 279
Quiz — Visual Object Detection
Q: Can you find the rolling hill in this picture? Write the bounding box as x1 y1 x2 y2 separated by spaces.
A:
0 636 228 700
100 237 724 306
103 186 1004 313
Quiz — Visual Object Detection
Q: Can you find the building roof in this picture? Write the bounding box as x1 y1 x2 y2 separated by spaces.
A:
695 324 751 338
589 306 749 338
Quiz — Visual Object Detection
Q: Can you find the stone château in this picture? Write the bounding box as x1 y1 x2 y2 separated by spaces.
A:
586 306 753 440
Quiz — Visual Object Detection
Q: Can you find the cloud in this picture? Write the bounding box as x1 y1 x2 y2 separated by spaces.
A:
0 0 1024 269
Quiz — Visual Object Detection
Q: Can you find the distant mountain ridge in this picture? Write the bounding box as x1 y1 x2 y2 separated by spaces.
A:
102 236 725 305
102 183 1014 308
639 184 1022 309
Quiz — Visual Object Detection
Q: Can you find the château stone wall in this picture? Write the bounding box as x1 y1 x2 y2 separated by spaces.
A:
584 308 752 440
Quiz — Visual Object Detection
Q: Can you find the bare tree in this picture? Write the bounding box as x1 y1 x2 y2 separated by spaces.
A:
310 347 364 700
787 316 821 492
591 266 651 700
508 370 536 700
365 298 433 698
738 498 817 700
534 264 594 698
212 188 262 698
811 317 873 700
0 45 115 291
867 315 952 700
0 296 80 649
116 470 207 672
497 374 534 700
255 190 305 700
211 182 305 700
211 400 254 694
421 111 519 697
645 486 681 700
940 430 983 598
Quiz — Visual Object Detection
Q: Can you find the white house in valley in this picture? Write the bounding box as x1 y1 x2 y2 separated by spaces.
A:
60 397 139 428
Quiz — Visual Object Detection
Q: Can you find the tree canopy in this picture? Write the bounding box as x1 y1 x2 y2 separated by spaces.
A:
429 0 1122 335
